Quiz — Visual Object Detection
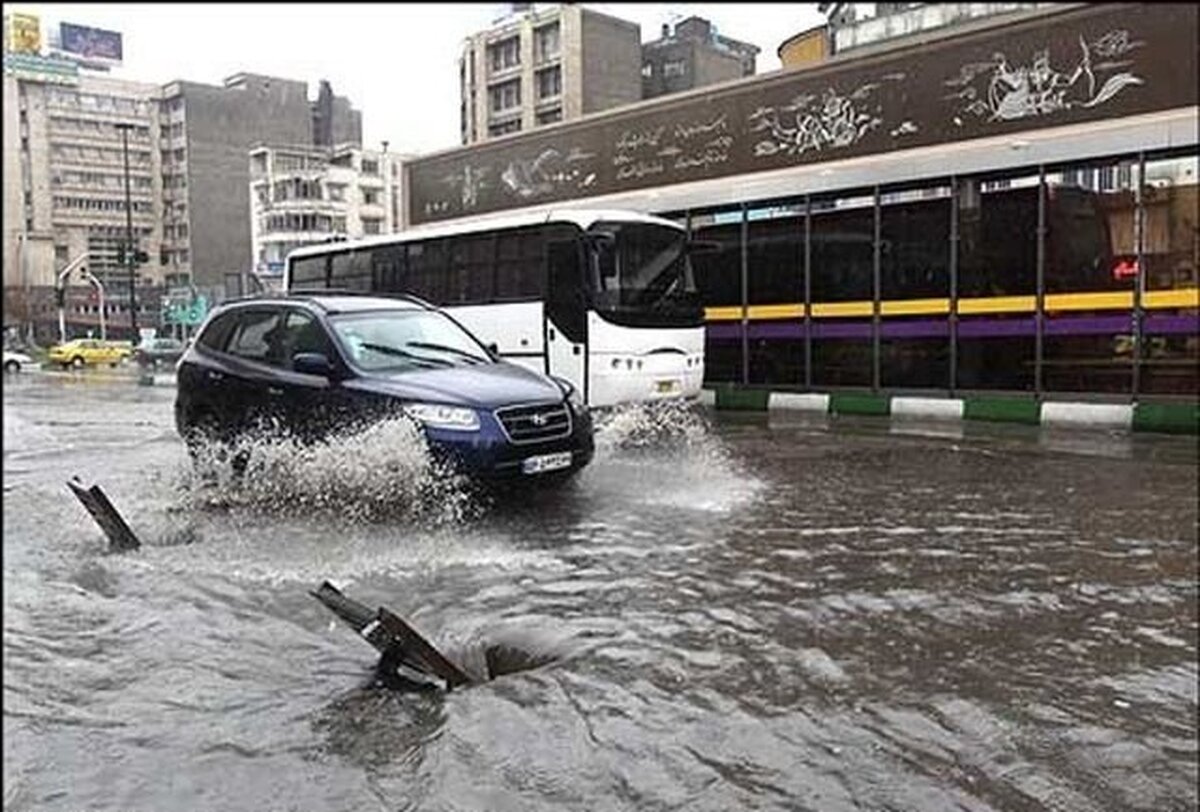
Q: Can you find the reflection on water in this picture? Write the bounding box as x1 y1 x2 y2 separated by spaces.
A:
3 381 1197 812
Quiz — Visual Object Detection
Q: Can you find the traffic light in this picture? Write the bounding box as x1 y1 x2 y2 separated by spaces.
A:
116 245 150 265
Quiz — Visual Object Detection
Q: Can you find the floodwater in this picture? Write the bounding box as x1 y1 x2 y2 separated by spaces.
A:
3 371 1197 812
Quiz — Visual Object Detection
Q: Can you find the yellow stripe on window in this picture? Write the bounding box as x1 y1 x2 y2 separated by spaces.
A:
880 297 950 316
811 300 873 317
1144 287 1200 309
957 295 1036 314
1045 291 1132 311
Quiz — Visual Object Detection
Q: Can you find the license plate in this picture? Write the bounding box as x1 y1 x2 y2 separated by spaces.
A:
522 451 572 475
655 379 680 393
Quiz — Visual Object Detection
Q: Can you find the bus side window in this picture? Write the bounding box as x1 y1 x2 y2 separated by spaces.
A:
290 255 329 289
495 228 545 302
372 245 405 294
330 250 371 291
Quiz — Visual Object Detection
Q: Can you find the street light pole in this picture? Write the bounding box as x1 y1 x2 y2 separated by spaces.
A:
115 122 139 341
81 268 107 340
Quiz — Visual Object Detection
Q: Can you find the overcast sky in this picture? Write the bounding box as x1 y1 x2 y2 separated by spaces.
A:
14 3 825 155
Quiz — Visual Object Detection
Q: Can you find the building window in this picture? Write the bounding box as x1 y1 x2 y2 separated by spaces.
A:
663 60 686 77
536 107 562 125
536 66 561 100
488 36 520 72
362 218 382 235
362 187 380 205
488 119 522 138
641 63 653 78
489 79 521 113
361 159 380 176
534 22 560 63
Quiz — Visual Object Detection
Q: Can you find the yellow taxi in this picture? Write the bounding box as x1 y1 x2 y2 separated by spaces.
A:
48 339 132 369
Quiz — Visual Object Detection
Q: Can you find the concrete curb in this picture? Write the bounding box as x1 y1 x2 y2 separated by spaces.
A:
701 387 1198 436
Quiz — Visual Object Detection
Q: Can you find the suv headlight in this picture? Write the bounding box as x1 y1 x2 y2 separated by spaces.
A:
404 403 480 431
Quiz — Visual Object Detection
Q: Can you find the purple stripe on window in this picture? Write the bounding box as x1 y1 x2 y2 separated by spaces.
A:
1144 314 1200 335
1044 314 1133 335
957 317 1036 338
880 320 949 339
705 313 1199 343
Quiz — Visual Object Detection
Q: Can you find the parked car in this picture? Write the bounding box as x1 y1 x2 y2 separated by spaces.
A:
3 349 34 373
175 293 594 484
48 339 131 369
135 336 186 369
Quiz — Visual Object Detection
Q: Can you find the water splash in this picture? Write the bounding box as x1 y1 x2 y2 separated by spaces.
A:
587 400 763 511
176 416 480 526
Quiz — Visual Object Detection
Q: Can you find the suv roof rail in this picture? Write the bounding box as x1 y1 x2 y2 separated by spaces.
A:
213 289 436 311
287 288 436 309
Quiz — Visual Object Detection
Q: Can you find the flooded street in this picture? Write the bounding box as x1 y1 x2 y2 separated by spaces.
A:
3 372 1197 812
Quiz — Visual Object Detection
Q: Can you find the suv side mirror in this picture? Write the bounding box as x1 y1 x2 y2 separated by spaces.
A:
485 342 499 360
293 352 335 377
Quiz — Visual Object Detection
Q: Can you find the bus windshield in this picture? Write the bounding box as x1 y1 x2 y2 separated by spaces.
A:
588 221 703 327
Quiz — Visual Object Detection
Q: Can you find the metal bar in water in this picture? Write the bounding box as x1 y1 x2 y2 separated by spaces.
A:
311 581 473 689
67 478 141 552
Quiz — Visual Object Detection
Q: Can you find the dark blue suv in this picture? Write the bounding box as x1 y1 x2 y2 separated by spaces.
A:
175 293 594 483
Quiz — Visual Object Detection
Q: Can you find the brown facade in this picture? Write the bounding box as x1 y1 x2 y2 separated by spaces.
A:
409 3 1198 225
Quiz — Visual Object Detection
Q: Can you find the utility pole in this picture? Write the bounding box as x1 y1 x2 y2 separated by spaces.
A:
115 122 139 341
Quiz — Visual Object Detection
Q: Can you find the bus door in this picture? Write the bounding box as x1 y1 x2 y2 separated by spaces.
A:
544 237 588 400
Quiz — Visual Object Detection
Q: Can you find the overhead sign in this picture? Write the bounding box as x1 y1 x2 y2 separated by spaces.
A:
3 52 80 85
5 13 41 54
57 22 122 63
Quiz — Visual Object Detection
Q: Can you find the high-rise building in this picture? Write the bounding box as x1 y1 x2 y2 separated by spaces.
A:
641 17 759 100
159 73 362 292
248 143 406 281
459 4 641 145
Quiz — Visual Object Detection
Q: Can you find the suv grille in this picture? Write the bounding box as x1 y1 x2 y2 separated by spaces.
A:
495 403 571 444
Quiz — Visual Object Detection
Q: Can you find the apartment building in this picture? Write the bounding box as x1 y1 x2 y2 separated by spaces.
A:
249 143 404 280
641 16 759 100
459 4 641 144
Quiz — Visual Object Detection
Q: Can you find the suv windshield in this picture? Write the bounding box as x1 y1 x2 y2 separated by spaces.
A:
588 221 703 328
330 309 491 372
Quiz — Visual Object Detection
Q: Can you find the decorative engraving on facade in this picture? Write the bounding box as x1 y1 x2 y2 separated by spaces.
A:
612 113 733 180
405 5 1195 225
749 74 909 158
943 29 1144 125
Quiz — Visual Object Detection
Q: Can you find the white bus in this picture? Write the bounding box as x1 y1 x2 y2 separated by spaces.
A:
284 209 705 407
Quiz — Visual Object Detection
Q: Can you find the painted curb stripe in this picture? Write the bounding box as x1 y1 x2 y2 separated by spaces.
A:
891 397 965 421
1132 403 1200 435
714 387 769 411
769 392 830 412
830 392 890 416
963 397 1041 425
1041 402 1134 429
702 388 1198 436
